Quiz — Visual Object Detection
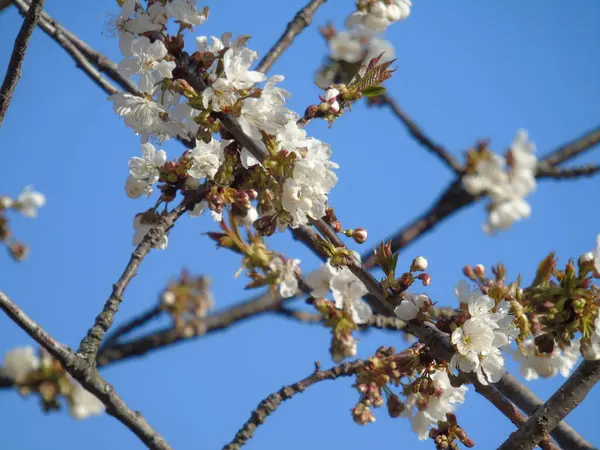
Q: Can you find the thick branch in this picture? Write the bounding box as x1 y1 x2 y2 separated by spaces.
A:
0 0 45 126
256 0 327 73
222 360 362 450
472 379 559 450
496 373 593 450
368 94 464 174
0 291 173 450
498 359 600 450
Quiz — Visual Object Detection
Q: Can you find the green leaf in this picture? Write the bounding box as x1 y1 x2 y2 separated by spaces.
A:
363 86 386 97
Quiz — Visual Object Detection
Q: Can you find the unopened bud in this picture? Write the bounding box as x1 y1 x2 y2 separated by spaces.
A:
386 394 405 417
0 196 13 209
171 79 197 98
474 264 485 278
353 228 368 243
579 252 595 267
161 291 176 307
411 256 428 272
9 242 29 261
417 273 431 286
254 215 277 237
462 265 475 280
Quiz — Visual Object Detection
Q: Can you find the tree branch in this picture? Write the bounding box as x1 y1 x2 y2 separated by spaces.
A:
471 379 559 450
368 93 464 174
539 126 600 167
100 305 163 350
536 164 600 180
498 359 600 450
76 191 202 364
0 291 173 450
0 0 45 126
222 360 362 450
495 373 593 450
256 0 327 73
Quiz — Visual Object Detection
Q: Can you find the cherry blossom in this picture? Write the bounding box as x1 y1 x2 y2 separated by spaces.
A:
118 37 175 94
15 186 46 218
270 256 301 298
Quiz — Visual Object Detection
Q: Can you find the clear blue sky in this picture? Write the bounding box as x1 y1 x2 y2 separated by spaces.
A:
1 1 599 449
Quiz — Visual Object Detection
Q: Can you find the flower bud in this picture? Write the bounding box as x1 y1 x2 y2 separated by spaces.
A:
161 291 176 307
474 264 485 278
386 394 405 418
0 196 13 209
417 273 431 286
353 228 368 244
411 256 428 272
9 241 29 261
579 252 595 267
125 175 149 199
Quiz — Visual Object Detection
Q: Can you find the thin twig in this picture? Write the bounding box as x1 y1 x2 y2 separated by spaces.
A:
101 305 163 349
256 0 327 73
368 94 464 174
498 359 600 450
13 0 139 95
536 164 600 180
76 191 201 364
0 291 173 450
539 126 600 167
0 0 45 126
222 360 362 450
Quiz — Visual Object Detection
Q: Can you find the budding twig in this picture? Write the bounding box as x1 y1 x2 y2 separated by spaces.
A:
368 93 464 174
0 0 45 126
222 360 363 450
0 291 173 450
256 0 328 73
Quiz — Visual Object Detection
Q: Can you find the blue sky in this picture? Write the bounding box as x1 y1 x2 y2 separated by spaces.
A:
1 1 599 449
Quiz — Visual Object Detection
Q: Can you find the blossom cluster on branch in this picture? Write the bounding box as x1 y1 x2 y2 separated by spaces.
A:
2 347 104 419
0 186 45 261
462 130 538 234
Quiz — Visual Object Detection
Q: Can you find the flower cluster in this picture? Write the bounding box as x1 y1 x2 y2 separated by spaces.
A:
449 280 518 385
512 338 580 381
2 347 104 420
402 371 468 441
108 0 348 253
0 186 46 261
462 130 537 234
348 345 469 443
160 270 214 331
316 0 409 87
206 213 301 298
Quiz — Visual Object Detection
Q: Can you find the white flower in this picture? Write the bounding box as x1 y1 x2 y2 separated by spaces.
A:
305 261 337 298
450 317 496 373
270 256 301 298
239 207 258 227
513 339 580 380
189 200 222 221
109 92 167 138
282 138 338 227
320 88 340 113
394 294 430 321
329 31 363 63
389 0 412 21
330 267 371 324
365 37 395 63
582 316 600 361
166 0 207 26
222 47 266 89
118 37 175 94
275 112 308 152
129 143 166 184
196 33 231 56
188 138 224 180
133 214 168 249
2 347 39 382
69 381 105 420
125 175 151 199
16 186 46 218
403 370 466 440
476 347 506 385
591 234 600 274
